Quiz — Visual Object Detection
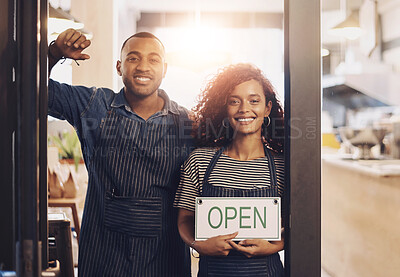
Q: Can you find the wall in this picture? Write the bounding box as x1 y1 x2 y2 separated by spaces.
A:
70 0 115 89
380 0 400 73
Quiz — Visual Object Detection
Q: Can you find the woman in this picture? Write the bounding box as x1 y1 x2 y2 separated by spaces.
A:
174 63 285 276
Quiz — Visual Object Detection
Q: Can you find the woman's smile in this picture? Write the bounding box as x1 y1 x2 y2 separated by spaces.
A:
235 117 256 125
227 79 271 136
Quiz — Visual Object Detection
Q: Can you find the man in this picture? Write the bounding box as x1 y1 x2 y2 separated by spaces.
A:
48 29 193 276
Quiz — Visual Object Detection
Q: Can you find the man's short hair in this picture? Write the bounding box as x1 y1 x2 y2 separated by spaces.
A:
120 32 165 53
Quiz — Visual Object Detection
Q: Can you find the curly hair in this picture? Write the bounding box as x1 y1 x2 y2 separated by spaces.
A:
192 63 284 153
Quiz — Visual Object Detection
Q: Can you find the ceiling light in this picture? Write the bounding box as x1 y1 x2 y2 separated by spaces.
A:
322 48 330 57
328 10 364 40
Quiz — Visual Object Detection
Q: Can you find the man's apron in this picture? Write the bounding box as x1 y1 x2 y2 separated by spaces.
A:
78 108 191 276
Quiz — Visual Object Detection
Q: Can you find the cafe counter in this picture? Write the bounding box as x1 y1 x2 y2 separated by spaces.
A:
322 153 400 277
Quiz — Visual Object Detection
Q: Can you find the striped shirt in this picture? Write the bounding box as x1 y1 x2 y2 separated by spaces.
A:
174 147 285 212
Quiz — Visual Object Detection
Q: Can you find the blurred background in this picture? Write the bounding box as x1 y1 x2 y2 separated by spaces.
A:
48 0 400 276
1 0 400 276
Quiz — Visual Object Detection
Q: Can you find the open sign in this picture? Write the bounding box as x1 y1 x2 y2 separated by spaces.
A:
195 197 281 241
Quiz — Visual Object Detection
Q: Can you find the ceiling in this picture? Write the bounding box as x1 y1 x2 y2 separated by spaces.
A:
125 0 370 47
127 0 283 13
127 0 371 13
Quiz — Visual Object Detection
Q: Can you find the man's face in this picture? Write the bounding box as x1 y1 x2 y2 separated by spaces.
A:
116 37 167 98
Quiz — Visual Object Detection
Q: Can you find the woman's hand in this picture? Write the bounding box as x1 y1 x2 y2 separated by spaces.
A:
177 209 237 256
177 208 239 256
194 232 238 256
227 239 284 258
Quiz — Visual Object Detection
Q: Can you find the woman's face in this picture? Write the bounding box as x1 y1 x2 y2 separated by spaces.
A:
226 79 272 138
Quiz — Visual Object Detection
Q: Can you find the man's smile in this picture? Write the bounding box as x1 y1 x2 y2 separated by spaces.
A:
134 74 152 84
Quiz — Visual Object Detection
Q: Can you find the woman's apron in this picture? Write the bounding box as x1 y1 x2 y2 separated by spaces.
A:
197 147 284 277
78 108 191 276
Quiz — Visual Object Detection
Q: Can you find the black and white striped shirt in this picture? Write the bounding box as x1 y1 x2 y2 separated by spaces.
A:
174 147 285 212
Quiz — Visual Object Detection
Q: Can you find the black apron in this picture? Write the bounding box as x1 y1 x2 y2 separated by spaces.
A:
197 147 284 277
79 108 191 276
